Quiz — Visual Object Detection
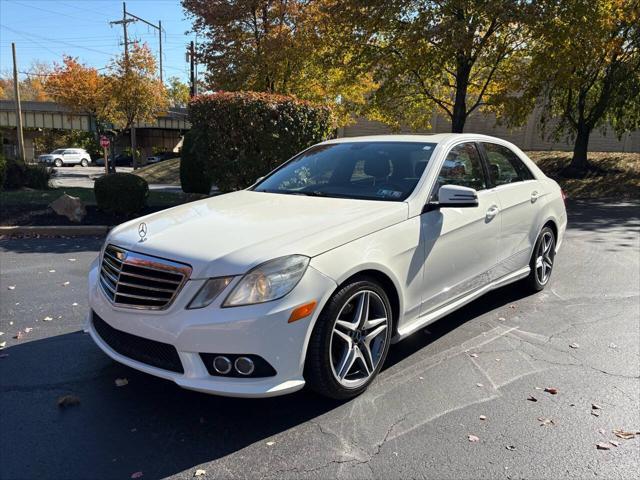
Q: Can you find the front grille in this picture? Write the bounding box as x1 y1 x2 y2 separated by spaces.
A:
92 312 184 373
99 244 191 310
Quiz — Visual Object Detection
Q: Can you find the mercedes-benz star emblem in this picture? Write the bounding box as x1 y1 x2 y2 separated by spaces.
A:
138 222 148 242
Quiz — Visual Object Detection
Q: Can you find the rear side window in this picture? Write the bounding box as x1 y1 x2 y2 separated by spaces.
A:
482 143 534 186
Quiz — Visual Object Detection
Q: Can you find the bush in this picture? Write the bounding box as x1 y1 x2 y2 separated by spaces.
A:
3 158 26 190
24 164 53 189
187 91 334 192
0 153 6 190
180 130 212 194
94 173 149 216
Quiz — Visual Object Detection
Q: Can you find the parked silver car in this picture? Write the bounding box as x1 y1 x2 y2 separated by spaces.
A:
38 148 91 167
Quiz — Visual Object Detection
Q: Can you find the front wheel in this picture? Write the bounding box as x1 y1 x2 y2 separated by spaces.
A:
523 226 556 292
305 278 393 400
80 159 89 167
54 158 63 167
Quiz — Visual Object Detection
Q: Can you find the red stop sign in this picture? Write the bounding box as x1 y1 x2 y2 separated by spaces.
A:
100 136 110 148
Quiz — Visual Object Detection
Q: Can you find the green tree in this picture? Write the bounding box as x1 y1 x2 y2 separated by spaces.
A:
501 0 640 174
167 76 190 107
181 0 374 124
327 0 530 133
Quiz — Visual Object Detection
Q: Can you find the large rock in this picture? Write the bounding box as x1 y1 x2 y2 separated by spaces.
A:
49 193 86 223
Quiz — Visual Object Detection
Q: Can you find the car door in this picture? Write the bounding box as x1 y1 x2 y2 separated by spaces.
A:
479 142 540 276
62 150 75 164
419 142 501 315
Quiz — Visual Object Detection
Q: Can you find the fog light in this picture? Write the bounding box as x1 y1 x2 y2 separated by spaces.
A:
213 356 232 374
234 356 255 376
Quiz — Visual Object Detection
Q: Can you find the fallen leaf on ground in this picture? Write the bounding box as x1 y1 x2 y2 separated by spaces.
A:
505 445 516 451
68 258 77 262
62 281 70 286
43 316 53 322
495 358 501 362
7 285 15 290
24 327 33 333
476 383 484 387
610 440 620 447
469 353 478 358
591 411 601 417
131 472 143 479
266 441 275 446
48 270 55 273
592 404 602 410
418 376 424 380
13 331 23 340
613 429 636 440
544 387 558 395
0 341 6 349
57 395 80 408
498 317 506 322
538 417 554 426
72 302 78 306
527 396 538 402
479 415 487 420
596 442 611 450
608 343 618 349
509 305 516 309
598 429 606 435
115 378 129 387
468 435 480 442
0 332 4 336
569 343 579 349
194 470 206 477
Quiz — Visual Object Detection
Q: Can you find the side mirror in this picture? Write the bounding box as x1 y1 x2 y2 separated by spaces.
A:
424 185 479 212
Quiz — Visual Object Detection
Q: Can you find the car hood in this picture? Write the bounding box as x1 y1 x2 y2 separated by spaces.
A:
106 190 408 279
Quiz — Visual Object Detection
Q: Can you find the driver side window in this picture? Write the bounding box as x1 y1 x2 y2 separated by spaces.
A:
432 142 487 199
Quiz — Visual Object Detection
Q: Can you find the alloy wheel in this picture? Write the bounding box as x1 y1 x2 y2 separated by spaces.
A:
329 290 389 389
535 231 555 285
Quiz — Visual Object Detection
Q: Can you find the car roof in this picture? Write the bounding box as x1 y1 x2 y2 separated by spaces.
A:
319 133 511 146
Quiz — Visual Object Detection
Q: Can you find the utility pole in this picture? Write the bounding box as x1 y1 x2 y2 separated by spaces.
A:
158 20 163 84
11 43 25 163
189 41 195 98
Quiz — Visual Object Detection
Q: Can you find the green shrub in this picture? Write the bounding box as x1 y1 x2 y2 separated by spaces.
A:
0 153 6 190
24 164 53 189
94 173 149 216
188 91 334 192
179 130 212 194
3 158 26 190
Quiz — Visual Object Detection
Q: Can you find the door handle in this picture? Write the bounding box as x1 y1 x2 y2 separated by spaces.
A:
531 190 540 203
486 205 500 220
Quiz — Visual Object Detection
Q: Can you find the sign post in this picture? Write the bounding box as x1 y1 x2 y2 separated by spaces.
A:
100 136 110 175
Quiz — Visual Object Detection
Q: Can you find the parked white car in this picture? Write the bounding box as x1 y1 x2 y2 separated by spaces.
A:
38 148 91 167
87 134 567 399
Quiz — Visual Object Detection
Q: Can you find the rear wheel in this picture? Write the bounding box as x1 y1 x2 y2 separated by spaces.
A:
54 158 63 167
80 158 89 167
305 278 393 400
524 226 556 292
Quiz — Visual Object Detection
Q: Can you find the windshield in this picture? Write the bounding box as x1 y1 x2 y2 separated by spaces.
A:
51 149 65 154
253 141 436 201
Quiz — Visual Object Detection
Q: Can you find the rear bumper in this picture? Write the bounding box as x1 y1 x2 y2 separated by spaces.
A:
86 258 337 398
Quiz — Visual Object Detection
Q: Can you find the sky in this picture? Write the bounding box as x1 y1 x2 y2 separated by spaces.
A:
0 0 197 83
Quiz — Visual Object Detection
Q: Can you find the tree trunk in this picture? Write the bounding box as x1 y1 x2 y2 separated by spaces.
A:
451 59 470 133
131 125 138 170
451 105 466 133
569 124 591 172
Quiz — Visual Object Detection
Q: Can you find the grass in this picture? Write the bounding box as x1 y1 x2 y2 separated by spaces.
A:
134 158 181 184
0 186 189 207
526 151 640 200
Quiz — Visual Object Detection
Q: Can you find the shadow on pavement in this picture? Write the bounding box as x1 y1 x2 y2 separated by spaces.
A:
0 236 104 254
0 280 534 479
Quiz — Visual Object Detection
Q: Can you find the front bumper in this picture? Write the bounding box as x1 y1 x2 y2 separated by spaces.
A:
86 258 337 398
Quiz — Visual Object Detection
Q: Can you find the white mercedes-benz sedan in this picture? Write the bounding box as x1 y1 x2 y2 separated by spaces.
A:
87 134 567 399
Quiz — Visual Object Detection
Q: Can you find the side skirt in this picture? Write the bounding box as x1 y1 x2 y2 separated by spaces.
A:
392 266 530 342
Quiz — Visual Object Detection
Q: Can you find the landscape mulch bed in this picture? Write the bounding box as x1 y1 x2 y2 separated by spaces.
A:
0 204 171 227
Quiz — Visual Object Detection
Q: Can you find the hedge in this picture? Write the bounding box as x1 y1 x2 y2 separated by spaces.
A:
94 173 149 216
185 91 334 193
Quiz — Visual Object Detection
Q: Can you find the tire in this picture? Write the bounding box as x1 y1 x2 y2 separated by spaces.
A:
523 226 556 292
80 159 89 167
54 158 63 167
305 277 393 400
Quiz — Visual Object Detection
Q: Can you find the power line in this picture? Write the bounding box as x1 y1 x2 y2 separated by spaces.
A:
6 0 104 24
0 24 114 56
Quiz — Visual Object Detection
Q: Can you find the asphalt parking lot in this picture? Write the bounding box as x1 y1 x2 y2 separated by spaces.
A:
1 200 638 479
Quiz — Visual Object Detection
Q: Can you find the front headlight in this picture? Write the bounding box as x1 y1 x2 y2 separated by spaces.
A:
187 276 233 309
223 255 310 307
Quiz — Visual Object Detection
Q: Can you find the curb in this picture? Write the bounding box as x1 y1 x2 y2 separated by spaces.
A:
0 225 111 236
